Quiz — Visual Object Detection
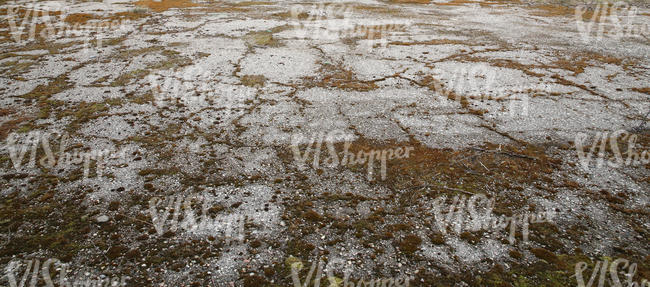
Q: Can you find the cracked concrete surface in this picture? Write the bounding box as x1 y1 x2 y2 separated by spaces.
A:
0 0 648 286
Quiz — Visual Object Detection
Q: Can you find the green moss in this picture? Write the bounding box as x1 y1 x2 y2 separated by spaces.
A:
286 239 315 258
244 31 281 47
22 74 72 99
111 69 150 87
130 92 155 104
531 248 566 269
15 125 32 133
0 192 91 261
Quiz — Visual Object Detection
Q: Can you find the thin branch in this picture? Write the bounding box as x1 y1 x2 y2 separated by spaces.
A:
470 147 537 161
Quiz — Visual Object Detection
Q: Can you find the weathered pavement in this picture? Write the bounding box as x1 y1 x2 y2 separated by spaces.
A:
0 0 648 286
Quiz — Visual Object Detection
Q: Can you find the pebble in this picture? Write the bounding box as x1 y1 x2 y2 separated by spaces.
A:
97 215 109 223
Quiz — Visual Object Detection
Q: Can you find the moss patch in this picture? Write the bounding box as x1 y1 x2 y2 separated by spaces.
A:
135 0 197 12
244 31 280 47
240 74 267 87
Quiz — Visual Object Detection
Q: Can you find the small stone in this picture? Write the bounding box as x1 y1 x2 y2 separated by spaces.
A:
97 215 109 223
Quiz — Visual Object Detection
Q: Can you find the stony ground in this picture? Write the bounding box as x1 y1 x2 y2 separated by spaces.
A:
0 0 648 286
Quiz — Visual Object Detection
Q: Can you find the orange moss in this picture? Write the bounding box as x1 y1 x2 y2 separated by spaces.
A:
390 0 430 4
64 13 99 24
352 4 404 15
489 58 545 77
531 4 601 20
455 50 626 77
304 62 378 92
435 0 480 6
135 0 198 12
389 39 468 46
530 4 574 17
632 87 650 95
552 51 623 75
230 1 272 6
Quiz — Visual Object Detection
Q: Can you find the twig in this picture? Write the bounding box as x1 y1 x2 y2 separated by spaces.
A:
458 161 479 175
470 147 537 160
478 160 490 171
408 184 473 196
441 186 474 195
